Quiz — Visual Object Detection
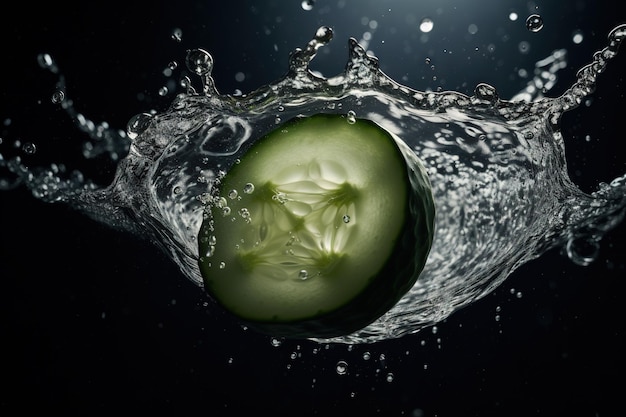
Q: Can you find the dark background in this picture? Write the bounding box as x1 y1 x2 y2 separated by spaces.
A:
1 1 624 416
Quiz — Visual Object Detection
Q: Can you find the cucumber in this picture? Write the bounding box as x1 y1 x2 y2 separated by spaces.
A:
198 113 435 338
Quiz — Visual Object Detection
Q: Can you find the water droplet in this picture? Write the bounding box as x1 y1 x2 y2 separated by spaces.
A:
572 30 584 45
270 337 283 347
526 14 544 33
419 17 434 33
37 53 54 69
298 270 309 280
219 261 226 269
346 110 356 124
238 208 250 219
386 373 394 382
126 113 153 140
362 352 371 360
342 214 350 223
158 86 169 96
228 189 238 199
566 235 600 266
186 49 214 76
51 90 65 104
243 183 255 194
21 142 36 155
336 360 348 375
171 27 183 42
301 0 315 11
314 26 333 44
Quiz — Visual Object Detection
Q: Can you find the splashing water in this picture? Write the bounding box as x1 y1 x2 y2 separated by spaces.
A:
2 25 625 344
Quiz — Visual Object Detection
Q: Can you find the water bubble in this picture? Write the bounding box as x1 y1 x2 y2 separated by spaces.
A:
314 26 333 45
526 14 544 33
298 270 309 280
21 142 36 155
518 41 531 54
36 53 56 72
228 189 238 199
301 0 315 11
386 373 394 382
51 90 65 104
171 27 183 42
342 214 350 223
126 113 153 140
362 352 371 360
509 12 519 21
572 30 584 45
566 235 601 266
336 360 348 375
186 49 213 76
346 110 356 124
419 18 434 33
243 183 255 194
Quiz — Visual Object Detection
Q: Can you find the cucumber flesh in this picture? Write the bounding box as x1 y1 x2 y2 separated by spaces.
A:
198 113 435 338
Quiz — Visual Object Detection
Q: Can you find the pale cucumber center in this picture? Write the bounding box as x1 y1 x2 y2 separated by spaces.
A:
231 158 358 282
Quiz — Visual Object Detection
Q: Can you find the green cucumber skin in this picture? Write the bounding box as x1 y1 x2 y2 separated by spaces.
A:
198 114 435 339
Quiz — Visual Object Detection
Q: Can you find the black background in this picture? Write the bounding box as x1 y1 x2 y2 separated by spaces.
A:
1 1 625 416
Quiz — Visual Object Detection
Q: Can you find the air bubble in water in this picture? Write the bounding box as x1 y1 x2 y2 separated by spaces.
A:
526 14 544 33
243 183 255 194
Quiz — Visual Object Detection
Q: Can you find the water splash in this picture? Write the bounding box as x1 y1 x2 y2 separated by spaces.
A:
1 25 625 344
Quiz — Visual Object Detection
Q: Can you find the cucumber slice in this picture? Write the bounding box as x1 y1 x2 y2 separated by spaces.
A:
198 113 435 338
